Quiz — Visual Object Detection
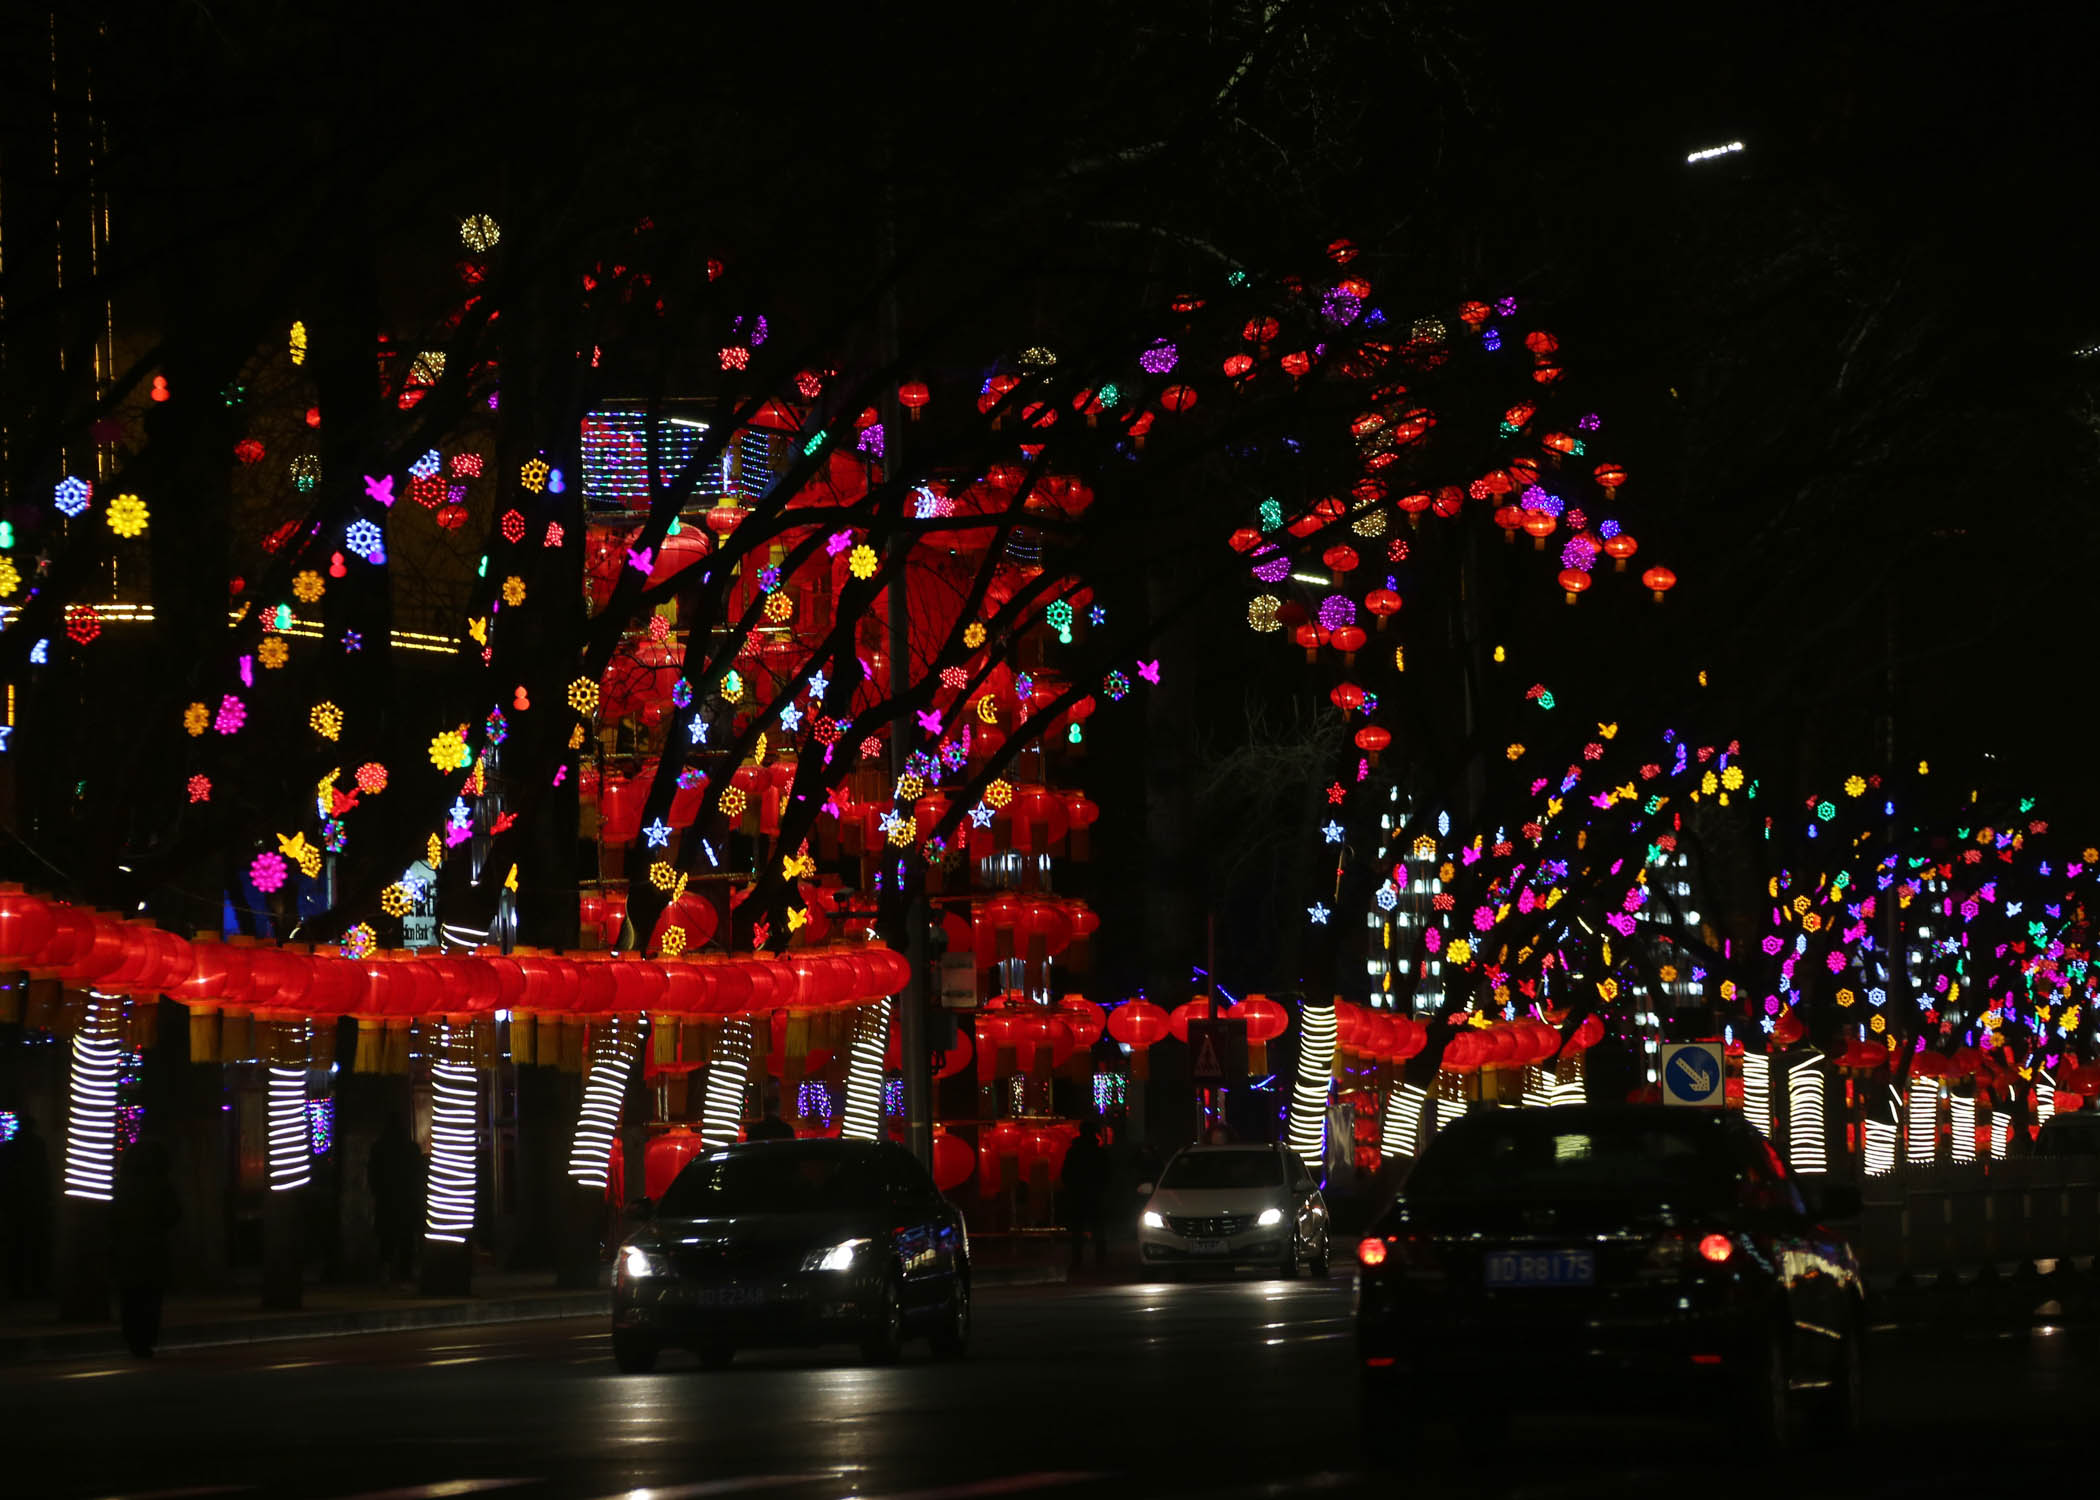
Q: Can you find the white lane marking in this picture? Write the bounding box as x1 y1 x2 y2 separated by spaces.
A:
423 1356 485 1366
855 1474 1105 1500
584 1476 825 1499
331 1483 533 1500
429 1343 491 1352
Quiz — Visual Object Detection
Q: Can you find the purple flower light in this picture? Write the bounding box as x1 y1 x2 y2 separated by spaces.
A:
1520 486 1563 517
1316 594 1356 631
1138 342 1178 376
1252 552 1290 584
1559 535 1598 572
1321 289 1362 326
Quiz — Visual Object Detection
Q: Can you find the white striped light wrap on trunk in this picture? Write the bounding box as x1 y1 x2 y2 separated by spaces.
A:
568 1017 639 1188
1949 1093 1976 1163
1907 1072 1939 1163
1787 1054 1827 1174
841 1000 893 1143
1380 1083 1426 1159
701 1018 756 1147
267 1052 312 1193
425 1043 479 1243
1740 1050 1772 1138
63 994 123 1202
1286 1001 1337 1164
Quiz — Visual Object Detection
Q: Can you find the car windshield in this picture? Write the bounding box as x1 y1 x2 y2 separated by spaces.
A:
1405 1112 1739 1203
658 1146 883 1216
1160 1151 1283 1190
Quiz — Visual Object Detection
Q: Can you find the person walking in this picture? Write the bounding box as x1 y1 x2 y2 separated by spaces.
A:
0 1115 54 1299
111 1140 181 1357
1061 1118 1108 1269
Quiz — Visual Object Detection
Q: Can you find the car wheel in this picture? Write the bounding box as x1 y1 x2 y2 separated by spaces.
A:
860 1270 907 1364
611 1330 658 1373
1309 1233 1331 1278
1277 1231 1302 1279
1802 1323 1863 1446
929 1275 970 1358
694 1341 735 1371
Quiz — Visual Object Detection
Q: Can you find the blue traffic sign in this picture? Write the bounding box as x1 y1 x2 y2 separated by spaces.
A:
1661 1043 1726 1107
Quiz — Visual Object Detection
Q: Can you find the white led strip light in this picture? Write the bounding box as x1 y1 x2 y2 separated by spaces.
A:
267 1060 312 1193
1863 1118 1898 1177
569 1018 639 1187
1787 1055 1827 1174
841 1000 893 1142
701 1018 754 1147
1287 1003 1338 1163
63 994 122 1202
2035 1075 2055 1126
1990 1109 2011 1161
1949 1093 1976 1163
1381 1084 1426 1158
1741 1050 1772 1138
425 1047 478 1243
1907 1073 1939 1163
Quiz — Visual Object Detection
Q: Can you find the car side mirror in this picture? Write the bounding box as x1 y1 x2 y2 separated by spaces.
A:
1136 1182 1154 1197
1807 1181 1862 1221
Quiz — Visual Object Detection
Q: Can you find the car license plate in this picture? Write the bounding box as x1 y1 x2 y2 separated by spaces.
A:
693 1284 770 1308
1483 1249 1595 1287
1189 1239 1227 1255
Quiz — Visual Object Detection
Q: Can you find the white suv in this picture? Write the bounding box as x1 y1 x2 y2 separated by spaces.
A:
1137 1144 1331 1278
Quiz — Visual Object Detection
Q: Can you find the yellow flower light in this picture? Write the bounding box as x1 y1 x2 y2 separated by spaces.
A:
292 570 325 603
380 884 412 917
1836 988 1855 1008
895 773 925 803
309 702 344 740
720 787 748 820
520 458 551 493
428 729 467 770
106 495 149 538
501 575 526 606
660 925 687 957
258 636 290 669
764 591 793 623
984 779 1014 810
1722 765 1745 791
887 815 917 848
1843 774 1866 797
567 677 600 716
1411 835 1436 858
1445 938 1473 966
649 860 678 891
183 702 210 737
963 622 987 649
848 544 879 580
1506 744 1525 761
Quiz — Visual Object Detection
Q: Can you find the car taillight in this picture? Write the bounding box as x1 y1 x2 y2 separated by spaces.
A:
1698 1232 1734 1264
1358 1237 1389 1267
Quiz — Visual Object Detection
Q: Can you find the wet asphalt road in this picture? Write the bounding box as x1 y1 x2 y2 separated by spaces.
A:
8 1270 2095 1500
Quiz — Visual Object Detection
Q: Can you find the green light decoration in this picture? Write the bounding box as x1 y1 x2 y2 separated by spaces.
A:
1817 801 1837 821
272 604 291 630
0 521 13 548
1045 599 1073 644
667 517 682 536
803 430 827 456
1096 383 1121 408
1068 723 1083 745
477 556 488 578
1258 499 1283 531
1537 691 1556 710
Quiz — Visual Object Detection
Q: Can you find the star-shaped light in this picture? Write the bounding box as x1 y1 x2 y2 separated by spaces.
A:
1308 902 1331 924
878 810 903 837
1321 821 1344 844
809 670 830 699
448 797 472 827
778 703 803 732
1326 783 1346 805
688 715 709 745
968 803 995 828
643 818 672 848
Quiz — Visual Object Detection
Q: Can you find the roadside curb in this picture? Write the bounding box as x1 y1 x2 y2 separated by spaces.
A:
0 1290 611 1364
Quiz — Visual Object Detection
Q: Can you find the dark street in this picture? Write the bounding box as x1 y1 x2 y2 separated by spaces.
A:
11 1274 2093 1499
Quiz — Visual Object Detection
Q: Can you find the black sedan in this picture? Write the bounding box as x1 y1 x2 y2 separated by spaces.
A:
612 1138 969 1371
1356 1104 1864 1447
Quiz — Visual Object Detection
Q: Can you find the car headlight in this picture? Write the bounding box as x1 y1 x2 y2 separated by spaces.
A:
1142 1211 1166 1230
619 1245 658 1281
1257 1207 1284 1228
802 1237 870 1272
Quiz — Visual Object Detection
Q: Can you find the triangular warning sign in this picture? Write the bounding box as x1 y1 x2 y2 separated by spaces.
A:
1193 1030 1223 1079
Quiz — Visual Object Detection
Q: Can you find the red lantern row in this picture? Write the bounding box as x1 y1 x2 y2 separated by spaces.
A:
0 886 907 1025
1441 1015 1601 1072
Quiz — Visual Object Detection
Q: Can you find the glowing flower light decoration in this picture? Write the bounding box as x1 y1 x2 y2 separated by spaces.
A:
288 455 322 492
54 475 92 516
258 637 290 669
64 606 101 644
309 702 344 740
1316 595 1357 631
106 494 149 537
567 677 600 716
519 458 551 493
501 575 526 607
187 774 212 803
0 559 18 598
649 860 679 891
460 213 501 251
341 923 377 960
345 518 384 560
183 702 210 736
291 570 325 604
250 852 289 892
848 544 879 580
1247 595 1282 632
1138 341 1179 375
380 883 413 917
428 730 467 771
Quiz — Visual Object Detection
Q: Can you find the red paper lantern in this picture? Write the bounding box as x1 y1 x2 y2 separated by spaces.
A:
1641 565 1678 601
644 1126 708 1200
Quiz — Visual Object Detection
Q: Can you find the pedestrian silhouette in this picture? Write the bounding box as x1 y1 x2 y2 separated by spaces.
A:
368 1115 424 1285
111 1139 180 1357
1 1114 54 1299
1062 1118 1108 1268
